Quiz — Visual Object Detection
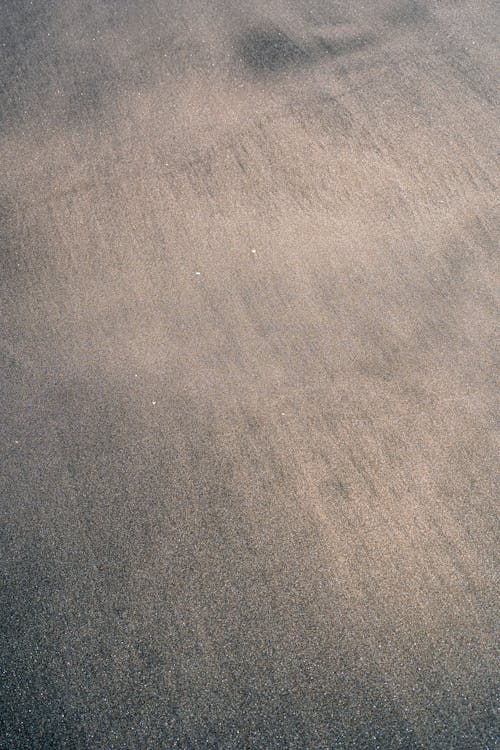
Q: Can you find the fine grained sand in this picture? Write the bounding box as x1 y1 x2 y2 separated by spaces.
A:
1 1 498 747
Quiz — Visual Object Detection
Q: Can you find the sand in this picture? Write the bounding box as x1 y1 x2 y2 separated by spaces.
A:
1 1 499 747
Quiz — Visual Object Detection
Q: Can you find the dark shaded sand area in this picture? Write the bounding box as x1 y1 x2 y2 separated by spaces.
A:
1 1 499 747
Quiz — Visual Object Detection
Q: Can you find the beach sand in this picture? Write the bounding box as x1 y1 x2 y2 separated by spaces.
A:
1 1 498 747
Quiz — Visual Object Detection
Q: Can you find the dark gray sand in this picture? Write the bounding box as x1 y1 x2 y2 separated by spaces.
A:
1 1 499 748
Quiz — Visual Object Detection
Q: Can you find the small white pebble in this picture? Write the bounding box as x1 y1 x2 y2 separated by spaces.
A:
195 271 201 275
251 249 256 254
152 401 156 406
